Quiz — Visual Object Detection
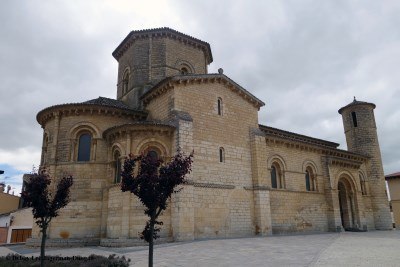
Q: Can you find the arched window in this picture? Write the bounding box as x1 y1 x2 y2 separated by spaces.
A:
148 150 159 160
217 98 223 116
270 163 284 189
122 70 129 94
359 173 367 195
114 151 121 184
180 67 189 75
177 62 193 75
305 167 316 191
141 145 164 162
219 147 225 163
77 133 91 162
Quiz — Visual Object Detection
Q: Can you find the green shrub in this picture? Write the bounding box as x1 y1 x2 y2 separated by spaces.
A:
0 253 131 267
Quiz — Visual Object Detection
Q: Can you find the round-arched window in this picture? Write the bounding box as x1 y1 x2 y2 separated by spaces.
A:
148 150 159 160
77 133 91 162
180 67 189 75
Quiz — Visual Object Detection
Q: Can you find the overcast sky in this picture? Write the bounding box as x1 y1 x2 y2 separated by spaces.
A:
1 0 399 194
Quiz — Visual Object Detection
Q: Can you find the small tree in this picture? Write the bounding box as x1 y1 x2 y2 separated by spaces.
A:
22 169 73 267
121 151 193 267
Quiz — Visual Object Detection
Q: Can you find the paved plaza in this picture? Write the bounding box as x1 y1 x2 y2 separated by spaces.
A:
1 230 399 266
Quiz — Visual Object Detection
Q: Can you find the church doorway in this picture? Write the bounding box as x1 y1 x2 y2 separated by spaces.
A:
338 177 357 230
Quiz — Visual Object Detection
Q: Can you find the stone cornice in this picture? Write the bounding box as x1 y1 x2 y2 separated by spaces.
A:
103 122 175 141
112 27 213 64
37 104 147 127
244 185 270 190
244 186 324 194
326 156 364 169
186 180 235 189
141 74 265 109
265 134 368 163
260 124 339 148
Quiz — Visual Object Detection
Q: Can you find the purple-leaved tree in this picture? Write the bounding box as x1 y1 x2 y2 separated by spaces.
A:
121 151 193 267
22 169 73 267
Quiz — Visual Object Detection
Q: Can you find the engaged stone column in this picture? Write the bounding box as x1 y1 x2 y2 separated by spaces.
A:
253 190 272 235
326 189 343 231
322 158 343 231
171 184 194 241
121 192 131 237
250 128 272 235
170 110 195 241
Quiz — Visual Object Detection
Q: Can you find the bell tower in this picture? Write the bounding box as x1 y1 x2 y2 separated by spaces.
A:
112 27 213 109
338 98 392 229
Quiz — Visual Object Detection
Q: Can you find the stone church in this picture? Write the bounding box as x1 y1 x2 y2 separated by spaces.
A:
33 28 392 246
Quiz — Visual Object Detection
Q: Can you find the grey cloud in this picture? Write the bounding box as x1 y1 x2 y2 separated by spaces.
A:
1 0 399 176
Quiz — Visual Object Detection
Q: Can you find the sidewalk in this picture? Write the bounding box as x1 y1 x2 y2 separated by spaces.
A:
1 230 399 266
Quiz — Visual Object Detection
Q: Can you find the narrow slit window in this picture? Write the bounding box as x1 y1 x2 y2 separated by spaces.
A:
219 147 225 162
305 170 311 191
351 112 358 127
271 166 277 189
360 174 367 195
217 98 223 116
122 70 129 94
114 151 121 184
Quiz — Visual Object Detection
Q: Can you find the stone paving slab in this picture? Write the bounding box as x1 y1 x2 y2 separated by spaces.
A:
312 231 400 267
1 231 399 266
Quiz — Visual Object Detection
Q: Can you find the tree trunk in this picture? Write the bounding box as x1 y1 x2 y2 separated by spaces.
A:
40 225 47 267
148 211 156 267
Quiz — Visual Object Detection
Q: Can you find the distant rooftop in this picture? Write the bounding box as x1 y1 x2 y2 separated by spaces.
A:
385 172 400 180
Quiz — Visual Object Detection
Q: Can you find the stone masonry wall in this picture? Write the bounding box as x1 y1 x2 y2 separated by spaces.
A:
270 190 328 233
40 112 138 239
164 38 207 76
174 82 259 186
145 89 174 121
173 82 259 237
106 185 171 240
193 187 254 238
